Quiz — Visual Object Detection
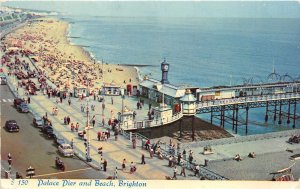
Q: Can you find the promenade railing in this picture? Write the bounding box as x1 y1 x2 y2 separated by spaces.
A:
120 112 183 130
197 93 300 109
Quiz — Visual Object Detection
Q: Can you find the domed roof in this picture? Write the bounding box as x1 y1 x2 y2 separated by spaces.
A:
180 89 196 102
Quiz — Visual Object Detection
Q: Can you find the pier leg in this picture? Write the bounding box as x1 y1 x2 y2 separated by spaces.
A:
235 107 239 134
245 107 249 135
222 108 225 128
232 106 235 131
287 99 291 124
293 101 297 129
210 110 213 124
220 108 223 127
192 116 195 141
265 101 269 122
179 119 183 140
278 100 282 125
274 101 277 121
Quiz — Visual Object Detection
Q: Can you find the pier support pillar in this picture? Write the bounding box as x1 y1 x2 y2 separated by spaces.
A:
235 107 239 134
265 101 269 122
210 110 213 124
274 101 277 121
287 99 291 124
293 101 297 129
245 106 249 135
220 108 223 127
278 100 282 125
222 107 225 128
232 106 235 131
192 116 195 141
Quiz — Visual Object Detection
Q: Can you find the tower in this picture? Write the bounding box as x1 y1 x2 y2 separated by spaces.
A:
161 58 170 84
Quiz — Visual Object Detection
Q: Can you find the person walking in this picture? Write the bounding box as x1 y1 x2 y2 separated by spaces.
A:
71 124 75 132
27 96 30 104
103 159 107 172
177 153 182 165
183 149 186 160
122 159 126 171
8 153 12 170
102 117 105 127
149 147 154 158
132 137 136 149
173 166 177 180
92 115 96 127
75 122 79 132
141 154 146 164
111 97 113 104
67 116 70 125
97 132 101 141
194 165 200 177
68 98 71 105
180 166 186 177
114 167 118 179
64 116 67 125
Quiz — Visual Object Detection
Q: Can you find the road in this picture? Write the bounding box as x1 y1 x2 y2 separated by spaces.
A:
1 85 103 179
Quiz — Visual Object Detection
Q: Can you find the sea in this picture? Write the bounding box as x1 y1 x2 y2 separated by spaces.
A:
3 1 300 135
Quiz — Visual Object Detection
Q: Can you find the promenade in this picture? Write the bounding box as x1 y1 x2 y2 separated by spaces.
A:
1 50 201 180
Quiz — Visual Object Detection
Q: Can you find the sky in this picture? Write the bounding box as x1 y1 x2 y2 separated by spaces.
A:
2 0 300 18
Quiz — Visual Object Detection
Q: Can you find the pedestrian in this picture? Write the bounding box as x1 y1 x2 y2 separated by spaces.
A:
103 159 107 172
60 96 63 103
67 116 70 125
97 132 101 141
183 149 186 160
68 98 71 105
180 166 186 177
94 93 96 101
111 97 113 104
64 116 67 125
173 166 177 180
177 153 182 165
92 115 96 127
102 118 105 127
75 122 79 132
168 156 172 167
71 124 75 132
27 96 30 104
194 165 200 177
114 167 118 179
141 154 146 164
149 147 154 158
122 159 126 171
8 153 12 166
132 137 136 149
130 162 136 174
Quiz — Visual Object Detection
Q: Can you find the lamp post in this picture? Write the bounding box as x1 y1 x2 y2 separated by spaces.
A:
85 85 92 162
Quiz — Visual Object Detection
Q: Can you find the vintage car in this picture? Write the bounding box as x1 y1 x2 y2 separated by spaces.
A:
5 120 20 132
58 144 74 157
33 116 44 128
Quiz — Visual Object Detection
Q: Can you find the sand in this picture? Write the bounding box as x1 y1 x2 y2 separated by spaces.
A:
4 17 139 92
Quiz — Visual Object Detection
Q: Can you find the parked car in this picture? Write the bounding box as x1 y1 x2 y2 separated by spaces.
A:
17 103 29 113
55 137 65 146
0 75 7 85
14 98 25 107
41 126 55 138
5 120 19 132
58 144 74 157
33 116 44 128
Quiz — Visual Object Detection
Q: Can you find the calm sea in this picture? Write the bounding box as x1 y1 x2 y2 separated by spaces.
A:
4 1 300 135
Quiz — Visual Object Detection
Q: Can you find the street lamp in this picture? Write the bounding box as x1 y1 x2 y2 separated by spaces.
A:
85 86 92 162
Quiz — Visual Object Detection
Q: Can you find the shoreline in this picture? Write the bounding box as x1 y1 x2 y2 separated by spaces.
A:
3 16 140 91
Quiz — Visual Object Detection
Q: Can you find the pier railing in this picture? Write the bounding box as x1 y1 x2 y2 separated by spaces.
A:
120 112 183 130
197 93 300 109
